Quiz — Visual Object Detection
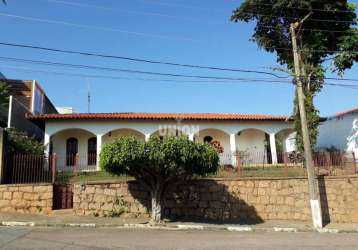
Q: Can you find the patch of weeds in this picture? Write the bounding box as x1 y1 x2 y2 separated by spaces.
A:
106 195 129 217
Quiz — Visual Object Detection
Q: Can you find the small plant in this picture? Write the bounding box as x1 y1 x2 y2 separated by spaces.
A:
106 194 128 217
209 140 224 153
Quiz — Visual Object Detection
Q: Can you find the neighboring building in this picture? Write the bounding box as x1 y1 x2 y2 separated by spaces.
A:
316 108 358 157
3 79 57 140
27 112 295 171
56 107 74 114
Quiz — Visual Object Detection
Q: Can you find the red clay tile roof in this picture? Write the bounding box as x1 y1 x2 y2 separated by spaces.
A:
27 112 291 121
333 107 358 118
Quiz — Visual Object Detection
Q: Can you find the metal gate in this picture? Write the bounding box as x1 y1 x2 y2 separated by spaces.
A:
53 184 73 210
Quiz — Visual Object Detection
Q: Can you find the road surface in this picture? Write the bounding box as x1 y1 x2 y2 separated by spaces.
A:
0 227 357 249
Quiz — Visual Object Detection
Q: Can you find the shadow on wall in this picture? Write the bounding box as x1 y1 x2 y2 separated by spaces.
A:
318 177 330 227
128 179 263 225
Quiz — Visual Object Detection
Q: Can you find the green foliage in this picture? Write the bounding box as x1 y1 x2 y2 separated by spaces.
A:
0 81 9 127
294 91 320 152
0 81 8 106
4 128 45 155
105 195 129 217
100 136 219 180
100 136 219 222
231 0 357 152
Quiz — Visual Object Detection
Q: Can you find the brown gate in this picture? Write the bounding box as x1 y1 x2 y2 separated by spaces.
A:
53 184 73 210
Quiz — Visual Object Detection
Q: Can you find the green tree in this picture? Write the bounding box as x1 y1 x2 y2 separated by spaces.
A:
4 128 45 155
0 81 9 127
0 81 9 106
100 136 219 223
231 0 357 152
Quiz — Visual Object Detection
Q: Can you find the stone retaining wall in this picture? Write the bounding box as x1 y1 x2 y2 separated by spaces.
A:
73 176 358 223
0 184 53 214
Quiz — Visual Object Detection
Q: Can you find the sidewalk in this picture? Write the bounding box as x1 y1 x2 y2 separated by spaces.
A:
0 211 357 233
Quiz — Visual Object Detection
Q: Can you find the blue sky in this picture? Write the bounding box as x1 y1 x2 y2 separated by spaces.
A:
0 0 357 116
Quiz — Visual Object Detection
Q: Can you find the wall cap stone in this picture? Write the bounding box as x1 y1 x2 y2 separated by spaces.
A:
76 175 358 185
0 183 52 188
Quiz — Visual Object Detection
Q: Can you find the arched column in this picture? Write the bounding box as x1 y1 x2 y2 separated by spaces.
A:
269 133 278 164
230 133 237 166
96 134 103 171
44 132 50 158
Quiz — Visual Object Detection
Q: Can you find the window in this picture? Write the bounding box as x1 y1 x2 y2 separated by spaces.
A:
88 137 97 165
66 137 78 166
33 87 44 114
203 136 213 143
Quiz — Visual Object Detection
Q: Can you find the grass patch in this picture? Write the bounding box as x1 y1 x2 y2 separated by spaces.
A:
56 171 133 183
56 166 308 183
209 165 308 178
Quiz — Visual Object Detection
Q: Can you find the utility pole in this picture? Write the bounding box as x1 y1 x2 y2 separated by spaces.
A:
290 22 323 229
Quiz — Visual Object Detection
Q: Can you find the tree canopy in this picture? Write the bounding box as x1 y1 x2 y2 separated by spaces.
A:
231 0 357 152
100 136 219 223
0 82 9 127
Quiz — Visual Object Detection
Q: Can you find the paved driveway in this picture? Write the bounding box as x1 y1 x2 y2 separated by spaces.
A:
0 227 357 250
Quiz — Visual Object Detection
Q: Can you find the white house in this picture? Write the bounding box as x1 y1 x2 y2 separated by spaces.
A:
316 108 358 157
27 112 296 171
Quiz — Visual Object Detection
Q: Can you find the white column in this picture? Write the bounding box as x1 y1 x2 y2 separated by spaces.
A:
230 133 237 167
96 134 103 171
7 95 13 128
188 133 194 141
269 133 278 164
145 133 151 142
44 132 50 157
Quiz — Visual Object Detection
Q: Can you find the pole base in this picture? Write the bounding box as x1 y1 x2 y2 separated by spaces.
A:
310 199 323 229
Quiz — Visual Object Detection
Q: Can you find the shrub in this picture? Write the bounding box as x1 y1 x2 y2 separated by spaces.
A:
100 136 219 223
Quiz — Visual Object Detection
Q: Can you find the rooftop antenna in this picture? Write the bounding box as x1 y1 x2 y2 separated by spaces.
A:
86 79 91 113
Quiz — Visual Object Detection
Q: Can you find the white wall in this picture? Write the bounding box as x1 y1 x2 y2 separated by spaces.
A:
316 113 358 157
284 132 297 153
236 129 266 153
45 119 294 168
102 128 145 144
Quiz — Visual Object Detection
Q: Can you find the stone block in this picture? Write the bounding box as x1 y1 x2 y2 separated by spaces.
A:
0 199 10 208
3 192 12 200
33 185 49 192
18 186 33 192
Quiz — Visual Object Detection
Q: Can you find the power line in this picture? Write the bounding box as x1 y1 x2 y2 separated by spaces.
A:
0 56 295 82
0 64 290 84
42 0 218 24
256 24 358 34
243 2 357 14
0 42 356 82
0 12 199 42
0 42 290 78
1 59 358 89
46 0 356 24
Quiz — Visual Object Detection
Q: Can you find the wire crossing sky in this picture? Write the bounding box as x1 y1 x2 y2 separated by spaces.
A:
0 0 357 116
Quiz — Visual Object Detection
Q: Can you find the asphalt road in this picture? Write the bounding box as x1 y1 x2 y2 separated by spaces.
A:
0 227 357 250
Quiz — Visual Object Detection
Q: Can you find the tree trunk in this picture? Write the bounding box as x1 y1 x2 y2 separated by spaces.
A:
150 188 162 224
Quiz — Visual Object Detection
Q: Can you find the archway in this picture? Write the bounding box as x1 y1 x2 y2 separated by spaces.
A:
195 128 231 166
50 128 96 171
102 128 146 144
236 128 271 164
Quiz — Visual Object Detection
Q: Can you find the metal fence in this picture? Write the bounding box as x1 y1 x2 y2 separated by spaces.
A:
2 154 54 184
55 153 97 172
2 151 357 184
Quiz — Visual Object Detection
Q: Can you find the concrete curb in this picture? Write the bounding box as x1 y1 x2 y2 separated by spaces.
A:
1 221 357 233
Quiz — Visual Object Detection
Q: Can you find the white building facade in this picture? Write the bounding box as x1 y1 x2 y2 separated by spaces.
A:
316 108 358 157
28 113 296 171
